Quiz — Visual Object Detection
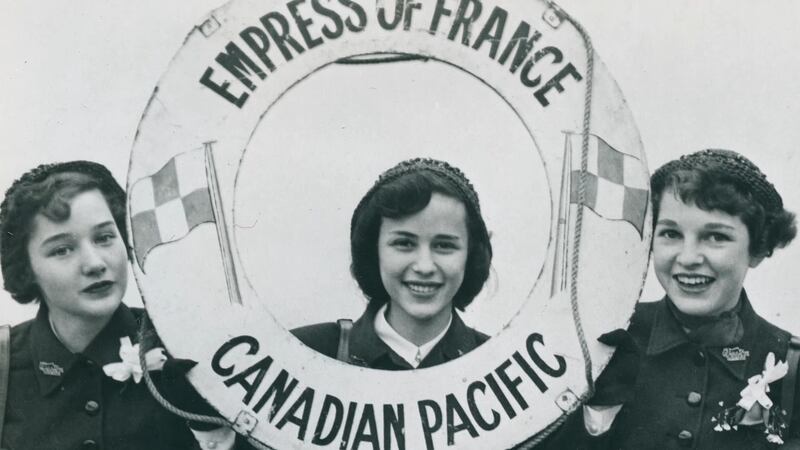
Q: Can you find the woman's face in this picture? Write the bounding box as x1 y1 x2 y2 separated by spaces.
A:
27 189 128 325
653 189 760 317
378 193 469 336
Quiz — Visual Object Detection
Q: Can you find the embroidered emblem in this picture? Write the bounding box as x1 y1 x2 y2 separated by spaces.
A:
38 361 64 376
722 347 750 362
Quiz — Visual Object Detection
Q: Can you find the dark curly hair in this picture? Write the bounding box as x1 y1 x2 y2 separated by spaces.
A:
350 162 492 310
651 149 796 258
0 161 128 303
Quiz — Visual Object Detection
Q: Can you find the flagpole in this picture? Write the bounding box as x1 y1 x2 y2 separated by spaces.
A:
551 132 572 298
204 141 243 305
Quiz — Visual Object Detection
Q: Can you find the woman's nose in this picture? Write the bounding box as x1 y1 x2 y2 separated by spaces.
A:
675 239 703 267
412 248 436 274
81 245 107 276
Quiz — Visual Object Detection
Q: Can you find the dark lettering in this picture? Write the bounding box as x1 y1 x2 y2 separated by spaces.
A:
312 395 343 445
287 0 324 49
485 372 516 418
240 27 278 72
447 0 482 45
214 42 265 91
520 46 563 87
466 381 500 431
276 387 316 440
498 21 541 74
212 335 259 377
352 404 379 448
223 356 273 404
252 369 299 419
199 68 249 108
377 0 403 30
383 404 405 450
339 402 359 450
471 6 507 58
312 0 344 39
428 0 452 35
403 0 422 30
418 400 442 450
446 394 479 445
526 333 568 376
260 12 306 62
512 351 548 392
496 359 528 410
338 0 367 32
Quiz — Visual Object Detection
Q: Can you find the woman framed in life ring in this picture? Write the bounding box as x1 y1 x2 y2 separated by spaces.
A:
0 161 243 450
293 157 493 370
582 149 799 448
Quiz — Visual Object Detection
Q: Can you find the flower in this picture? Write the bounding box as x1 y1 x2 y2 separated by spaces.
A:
103 337 167 383
712 352 790 445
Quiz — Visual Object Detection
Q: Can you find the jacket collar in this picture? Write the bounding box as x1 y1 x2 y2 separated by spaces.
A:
646 291 761 381
30 304 139 396
348 302 481 369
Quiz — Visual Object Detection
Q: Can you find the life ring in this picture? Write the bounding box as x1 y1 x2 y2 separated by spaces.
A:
127 0 651 448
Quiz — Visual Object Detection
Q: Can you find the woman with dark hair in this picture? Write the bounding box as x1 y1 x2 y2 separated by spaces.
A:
293 158 493 370
583 149 800 448
0 161 239 450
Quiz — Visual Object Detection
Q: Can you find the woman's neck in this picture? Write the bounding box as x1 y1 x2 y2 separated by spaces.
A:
48 309 113 353
386 306 453 347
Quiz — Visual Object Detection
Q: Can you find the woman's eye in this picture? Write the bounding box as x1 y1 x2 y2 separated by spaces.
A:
657 229 681 239
95 232 117 245
706 232 731 243
48 246 73 257
433 241 458 251
390 239 414 249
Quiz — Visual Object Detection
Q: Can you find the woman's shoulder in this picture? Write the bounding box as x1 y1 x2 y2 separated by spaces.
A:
291 322 341 358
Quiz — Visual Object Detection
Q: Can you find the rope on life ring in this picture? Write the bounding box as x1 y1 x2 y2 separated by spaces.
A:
517 0 597 447
137 1 598 447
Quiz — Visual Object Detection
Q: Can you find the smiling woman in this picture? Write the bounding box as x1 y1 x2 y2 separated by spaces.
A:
292 158 492 369
587 149 800 449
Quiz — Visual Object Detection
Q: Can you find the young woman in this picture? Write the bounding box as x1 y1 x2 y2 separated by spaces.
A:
587 149 799 448
0 161 238 450
293 158 493 369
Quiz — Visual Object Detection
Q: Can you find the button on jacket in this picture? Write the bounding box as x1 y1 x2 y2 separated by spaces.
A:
606 294 800 449
2 304 198 450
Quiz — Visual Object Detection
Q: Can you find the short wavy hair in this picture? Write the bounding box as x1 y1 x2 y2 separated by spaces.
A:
651 149 796 258
350 167 492 310
0 161 127 303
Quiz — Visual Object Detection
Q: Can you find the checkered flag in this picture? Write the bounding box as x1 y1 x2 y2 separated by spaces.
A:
568 133 649 236
129 148 215 268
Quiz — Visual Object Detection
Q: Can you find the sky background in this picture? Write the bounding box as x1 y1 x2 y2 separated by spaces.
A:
1 0 798 334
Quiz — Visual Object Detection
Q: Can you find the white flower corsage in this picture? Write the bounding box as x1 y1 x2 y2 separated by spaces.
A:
103 337 167 383
712 352 789 444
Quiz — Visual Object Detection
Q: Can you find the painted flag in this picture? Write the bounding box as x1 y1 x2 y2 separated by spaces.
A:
568 133 649 236
129 148 214 269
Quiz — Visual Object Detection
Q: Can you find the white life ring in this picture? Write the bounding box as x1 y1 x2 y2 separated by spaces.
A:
127 0 651 448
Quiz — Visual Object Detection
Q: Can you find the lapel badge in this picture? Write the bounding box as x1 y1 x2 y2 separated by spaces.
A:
39 361 65 376
721 347 750 362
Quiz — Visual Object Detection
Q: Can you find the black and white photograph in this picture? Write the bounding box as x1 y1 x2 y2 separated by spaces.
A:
1 1 799 448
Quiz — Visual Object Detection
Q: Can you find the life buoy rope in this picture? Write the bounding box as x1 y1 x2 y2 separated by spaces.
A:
137 1 600 447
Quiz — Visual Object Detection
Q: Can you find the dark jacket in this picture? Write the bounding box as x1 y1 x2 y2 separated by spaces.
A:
604 293 800 449
292 302 488 370
2 304 199 450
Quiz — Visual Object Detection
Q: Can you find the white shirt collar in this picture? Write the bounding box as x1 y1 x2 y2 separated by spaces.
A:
373 303 452 368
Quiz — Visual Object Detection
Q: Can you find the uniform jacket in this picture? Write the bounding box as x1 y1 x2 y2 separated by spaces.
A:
2 304 199 450
605 293 800 449
292 302 488 370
